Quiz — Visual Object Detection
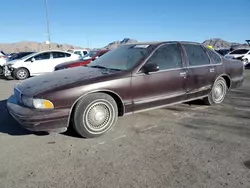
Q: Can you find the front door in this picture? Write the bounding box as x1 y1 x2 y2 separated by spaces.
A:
131 43 187 112
181 43 217 99
25 52 52 75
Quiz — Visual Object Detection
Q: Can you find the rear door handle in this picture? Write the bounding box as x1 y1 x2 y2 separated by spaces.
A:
209 68 215 73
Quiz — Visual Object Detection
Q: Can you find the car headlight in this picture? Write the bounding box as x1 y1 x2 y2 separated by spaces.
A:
21 95 54 109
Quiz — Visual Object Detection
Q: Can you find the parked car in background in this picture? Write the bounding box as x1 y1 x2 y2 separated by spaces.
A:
225 48 250 66
0 51 8 75
8 52 35 61
54 49 110 71
215 48 230 56
67 49 89 57
7 41 244 138
3 50 80 80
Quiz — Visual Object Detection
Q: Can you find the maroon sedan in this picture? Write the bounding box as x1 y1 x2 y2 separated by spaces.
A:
54 49 110 71
7 41 244 138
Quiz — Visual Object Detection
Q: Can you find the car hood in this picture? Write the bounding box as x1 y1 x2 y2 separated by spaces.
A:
4 59 20 65
55 59 90 69
16 66 116 96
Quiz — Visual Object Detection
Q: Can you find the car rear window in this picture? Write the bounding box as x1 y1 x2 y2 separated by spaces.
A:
206 49 221 64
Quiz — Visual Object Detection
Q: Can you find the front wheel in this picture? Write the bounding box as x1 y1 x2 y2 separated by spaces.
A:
0 66 3 76
203 77 227 105
13 68 30 80
243 59 249 66
72 93 118 138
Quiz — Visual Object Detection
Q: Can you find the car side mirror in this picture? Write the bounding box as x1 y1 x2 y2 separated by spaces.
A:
142 63 159 74
31 57 35 62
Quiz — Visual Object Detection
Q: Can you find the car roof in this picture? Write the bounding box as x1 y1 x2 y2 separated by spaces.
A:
68 49 88 51
121 41 202 46
37 50 72 54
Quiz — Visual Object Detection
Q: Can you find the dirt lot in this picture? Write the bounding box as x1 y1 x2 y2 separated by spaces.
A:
0 70 250 188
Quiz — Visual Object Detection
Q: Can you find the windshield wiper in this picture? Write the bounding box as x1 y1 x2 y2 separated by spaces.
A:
89 65 108 69
88 65 121 71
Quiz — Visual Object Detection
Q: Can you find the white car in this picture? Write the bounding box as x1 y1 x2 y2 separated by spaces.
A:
3 50 80 80
225 48 250 66
67 49 89 57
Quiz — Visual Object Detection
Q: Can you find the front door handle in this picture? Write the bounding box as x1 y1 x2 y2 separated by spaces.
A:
209 68 215 73
180 72 186 78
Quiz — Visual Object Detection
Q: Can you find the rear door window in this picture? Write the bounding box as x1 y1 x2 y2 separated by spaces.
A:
183 44 210 66
52 52 66 59
34 52 51 61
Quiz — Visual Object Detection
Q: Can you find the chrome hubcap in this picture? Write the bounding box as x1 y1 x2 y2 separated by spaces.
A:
212 80 226 103
84 101 113 132
18 70 27 78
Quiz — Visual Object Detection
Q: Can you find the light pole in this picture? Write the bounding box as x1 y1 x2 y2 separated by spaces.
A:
45 0 51 50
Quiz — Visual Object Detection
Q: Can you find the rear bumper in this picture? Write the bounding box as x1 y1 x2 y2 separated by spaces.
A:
230 75 244 89
7 95 70 133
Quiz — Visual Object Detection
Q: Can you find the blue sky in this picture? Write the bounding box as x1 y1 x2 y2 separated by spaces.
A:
0 0 249 48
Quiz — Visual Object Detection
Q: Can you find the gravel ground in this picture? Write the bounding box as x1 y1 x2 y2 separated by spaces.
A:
0 70 250 188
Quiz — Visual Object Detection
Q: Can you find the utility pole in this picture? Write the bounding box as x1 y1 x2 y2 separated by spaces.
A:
45 0 51 50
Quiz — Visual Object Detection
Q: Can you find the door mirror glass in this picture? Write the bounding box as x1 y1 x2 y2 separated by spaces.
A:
142 63 159 73
31 57 35 62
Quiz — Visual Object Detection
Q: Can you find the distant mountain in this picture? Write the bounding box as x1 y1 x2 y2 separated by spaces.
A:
103 38 138 49
202 38 249 50
0 41 86 53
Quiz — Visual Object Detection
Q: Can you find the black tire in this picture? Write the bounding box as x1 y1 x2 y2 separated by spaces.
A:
203 77 227 105
72 93 118 138
0 66 3 76
13 68 30 80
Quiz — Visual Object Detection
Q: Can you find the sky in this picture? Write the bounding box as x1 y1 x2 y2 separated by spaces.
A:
0 0 249 48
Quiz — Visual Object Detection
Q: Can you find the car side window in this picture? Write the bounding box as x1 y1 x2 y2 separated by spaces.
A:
74 51 82 56
183 44 210 66
65 53 71 57
83 51 88 55
52 52 66 59
34 52 51 61
146 43 183 70
206 49 221 64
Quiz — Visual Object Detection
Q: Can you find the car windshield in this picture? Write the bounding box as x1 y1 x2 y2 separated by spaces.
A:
20 52 37 60
88 44 152 71
230 49 249 55
82 51 98 59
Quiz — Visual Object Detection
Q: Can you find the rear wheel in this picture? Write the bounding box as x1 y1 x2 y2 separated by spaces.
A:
72 93 118 138
13 68 30 80
203 77 227 105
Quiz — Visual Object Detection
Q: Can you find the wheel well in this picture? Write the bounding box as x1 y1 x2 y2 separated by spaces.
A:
68 91 125 127
101 91 124 116
221 75 231 89
15 67 30 75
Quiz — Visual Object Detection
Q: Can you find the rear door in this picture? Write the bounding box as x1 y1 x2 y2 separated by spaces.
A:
181 43 216 99
131 43 187 112
51 52 71 71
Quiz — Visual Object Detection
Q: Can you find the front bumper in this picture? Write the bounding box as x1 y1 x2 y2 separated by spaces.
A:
3 65 14 77
7 95 70 133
